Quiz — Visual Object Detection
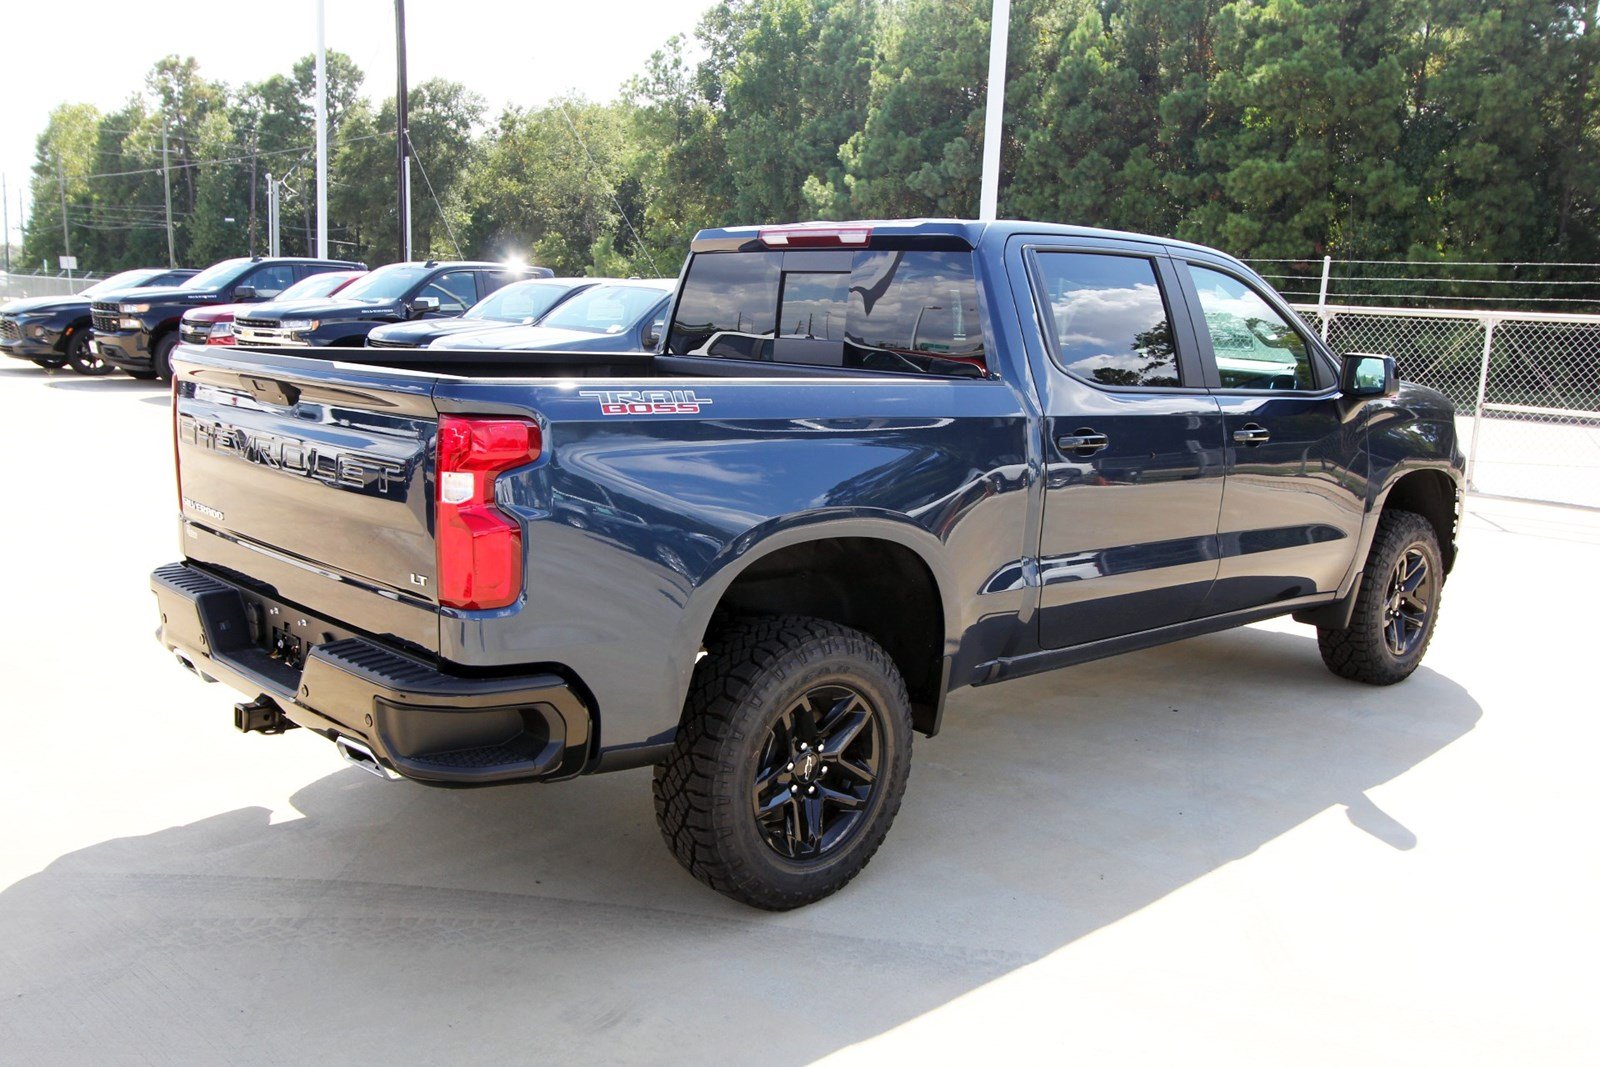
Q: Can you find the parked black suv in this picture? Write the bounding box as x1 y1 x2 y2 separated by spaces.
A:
93 256 363 379
2 268 197 374
233 261 553 349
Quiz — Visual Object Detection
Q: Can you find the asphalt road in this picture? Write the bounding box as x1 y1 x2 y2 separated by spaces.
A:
1 360 1596 1064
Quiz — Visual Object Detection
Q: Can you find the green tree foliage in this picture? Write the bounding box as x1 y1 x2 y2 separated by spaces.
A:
18 3 1600 277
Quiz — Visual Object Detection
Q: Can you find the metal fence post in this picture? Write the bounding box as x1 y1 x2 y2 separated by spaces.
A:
1465 316 1496 491
1318 256 1332 342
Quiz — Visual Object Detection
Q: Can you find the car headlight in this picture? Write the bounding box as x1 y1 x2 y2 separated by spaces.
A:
118 303 150 314
278 319 318 331
209 321 234 336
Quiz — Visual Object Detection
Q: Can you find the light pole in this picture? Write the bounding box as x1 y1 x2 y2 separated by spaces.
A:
315 0 328 259
979 0 1011 221
396 0 412 261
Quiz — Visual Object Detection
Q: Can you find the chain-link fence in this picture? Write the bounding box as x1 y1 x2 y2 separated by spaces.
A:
0 272 103 301
1295 303 1600 509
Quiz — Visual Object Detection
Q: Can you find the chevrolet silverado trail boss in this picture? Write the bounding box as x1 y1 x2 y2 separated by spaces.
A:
152 220 1463 909
232 261 554 349
95 256 364 379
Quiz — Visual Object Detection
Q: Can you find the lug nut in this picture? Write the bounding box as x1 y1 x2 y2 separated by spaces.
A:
800 742 809 751
786 762 794 770
820 766 828 775
807 786 816 795
790 785 798 793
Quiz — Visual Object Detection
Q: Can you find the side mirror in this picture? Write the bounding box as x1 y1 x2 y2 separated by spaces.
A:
1340 352 1398 398
411 296 441 318
642 316 666 349
233 285 257 302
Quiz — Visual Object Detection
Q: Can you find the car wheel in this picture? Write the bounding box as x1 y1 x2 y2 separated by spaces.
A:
152 332 180 381
65 329 113 376
1318 509 1444 685
654 616 913 910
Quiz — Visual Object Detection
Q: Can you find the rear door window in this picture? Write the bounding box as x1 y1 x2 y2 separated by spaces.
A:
668 249 986 377
1031 252 1181 388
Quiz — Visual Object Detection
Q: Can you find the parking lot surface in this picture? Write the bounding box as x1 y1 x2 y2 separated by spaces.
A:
1 362 1596 1064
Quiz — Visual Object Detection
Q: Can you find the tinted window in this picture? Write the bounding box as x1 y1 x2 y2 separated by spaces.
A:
1189 265 1315 390
668 249 986 377
244 263 296 297
423 270 480 311
1034 252 1180 388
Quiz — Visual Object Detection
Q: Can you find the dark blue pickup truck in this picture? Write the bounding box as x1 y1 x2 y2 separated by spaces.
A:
152 219 1463 909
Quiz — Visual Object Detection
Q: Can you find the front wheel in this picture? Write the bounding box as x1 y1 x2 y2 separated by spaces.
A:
152 332 178 381
1318 509 1444 685
654 616 913 909
65 330 112 375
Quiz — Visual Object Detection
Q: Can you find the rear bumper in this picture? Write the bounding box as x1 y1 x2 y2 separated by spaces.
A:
152 561 592 784
95 329 152 371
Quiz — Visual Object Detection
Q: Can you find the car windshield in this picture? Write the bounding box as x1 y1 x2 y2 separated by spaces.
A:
338 264 430 302
182 258 252 290
538 284 667 333
463 281 579 322
80 269 159 298
276 271 362 301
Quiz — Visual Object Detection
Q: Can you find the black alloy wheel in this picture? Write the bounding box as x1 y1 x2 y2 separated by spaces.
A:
1318 508 1445 685
654 615 913 909
752 683 884 861
1382 545 1435 657
66 329 112 376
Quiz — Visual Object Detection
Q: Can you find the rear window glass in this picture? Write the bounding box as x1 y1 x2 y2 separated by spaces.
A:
667 250 986 377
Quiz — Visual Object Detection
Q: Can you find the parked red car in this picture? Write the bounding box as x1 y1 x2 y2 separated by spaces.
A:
179 269 367 346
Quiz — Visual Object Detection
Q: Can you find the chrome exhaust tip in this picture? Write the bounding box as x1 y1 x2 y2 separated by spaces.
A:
335 736 397 780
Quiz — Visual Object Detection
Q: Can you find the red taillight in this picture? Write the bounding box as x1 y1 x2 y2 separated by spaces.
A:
436 416 541 610
758 225 872 248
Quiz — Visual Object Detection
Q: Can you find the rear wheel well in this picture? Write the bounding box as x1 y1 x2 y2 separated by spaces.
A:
708 538 945 735
1383 469 1459 573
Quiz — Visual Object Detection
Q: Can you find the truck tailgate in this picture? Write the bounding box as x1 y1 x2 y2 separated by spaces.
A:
172 345 441 653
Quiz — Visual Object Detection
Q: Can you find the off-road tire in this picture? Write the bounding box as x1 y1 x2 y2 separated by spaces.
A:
152 332 179 381
66 328 113 375
653 616 913 910
1318 509 1444 685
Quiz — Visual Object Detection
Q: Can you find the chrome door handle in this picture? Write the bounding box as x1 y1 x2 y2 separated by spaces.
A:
1056 431 1109 456
1233 424 1271 446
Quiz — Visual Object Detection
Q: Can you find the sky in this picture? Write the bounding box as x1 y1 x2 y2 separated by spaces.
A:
0 0 714 257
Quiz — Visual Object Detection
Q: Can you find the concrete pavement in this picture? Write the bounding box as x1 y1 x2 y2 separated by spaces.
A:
0 361 1595 1064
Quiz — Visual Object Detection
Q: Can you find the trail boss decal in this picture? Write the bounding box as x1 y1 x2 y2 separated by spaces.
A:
580 389 713 416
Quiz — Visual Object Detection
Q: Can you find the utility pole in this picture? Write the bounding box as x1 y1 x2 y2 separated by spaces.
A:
161 118 176 267
55 152 71 271
2 173 9 275
978 0 1011 221
315 0 329 259
396 0 412 261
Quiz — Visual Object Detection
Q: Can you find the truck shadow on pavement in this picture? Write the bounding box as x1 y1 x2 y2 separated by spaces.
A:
0 626 1479 1065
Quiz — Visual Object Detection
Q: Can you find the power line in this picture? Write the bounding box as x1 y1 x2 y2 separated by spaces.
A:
552 100 658 276
405 131 463 260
